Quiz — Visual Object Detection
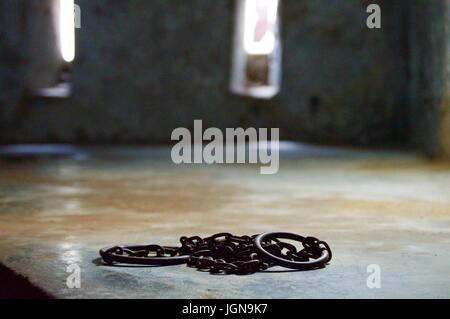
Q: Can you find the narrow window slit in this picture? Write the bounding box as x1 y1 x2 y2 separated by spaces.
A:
26 0 76 98
59 0 76 63
230 0 282 99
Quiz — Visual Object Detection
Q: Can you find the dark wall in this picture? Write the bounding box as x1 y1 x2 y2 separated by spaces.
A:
0 0 27 129
444 0 450 157
0 0 435 146
409 0 449 157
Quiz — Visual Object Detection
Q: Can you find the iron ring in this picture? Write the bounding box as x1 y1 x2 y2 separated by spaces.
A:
100 245 190 266
254 232 331 270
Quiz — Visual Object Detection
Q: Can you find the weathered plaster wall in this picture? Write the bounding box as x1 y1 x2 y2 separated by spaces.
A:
409 0 449 157
0 0 26 128
25 0 65 91
0 0 414 144
440 1 450 157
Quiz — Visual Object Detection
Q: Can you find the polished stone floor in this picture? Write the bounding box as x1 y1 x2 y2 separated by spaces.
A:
0 144 449 298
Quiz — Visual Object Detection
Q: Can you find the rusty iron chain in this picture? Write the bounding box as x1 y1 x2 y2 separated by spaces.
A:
100 232 332 275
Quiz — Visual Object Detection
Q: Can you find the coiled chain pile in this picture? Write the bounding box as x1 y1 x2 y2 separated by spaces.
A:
100 232 332 275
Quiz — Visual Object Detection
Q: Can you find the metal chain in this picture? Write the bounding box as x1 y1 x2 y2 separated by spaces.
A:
100 232 332 275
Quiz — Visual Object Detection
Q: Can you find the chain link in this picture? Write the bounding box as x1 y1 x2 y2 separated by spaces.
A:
100 232 332 275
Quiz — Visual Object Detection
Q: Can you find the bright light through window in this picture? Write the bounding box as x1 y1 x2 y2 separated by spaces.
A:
243 0 279 55
59 0 75 63
230 0 282 99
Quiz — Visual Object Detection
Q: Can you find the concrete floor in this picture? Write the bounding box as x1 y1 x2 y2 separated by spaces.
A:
0 144 449 299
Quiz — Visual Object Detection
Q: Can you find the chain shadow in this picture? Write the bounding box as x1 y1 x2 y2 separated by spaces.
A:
91 257 181 269
93 257 329 273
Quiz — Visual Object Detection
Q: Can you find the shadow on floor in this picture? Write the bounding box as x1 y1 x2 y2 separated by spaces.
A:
0 263 53 299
